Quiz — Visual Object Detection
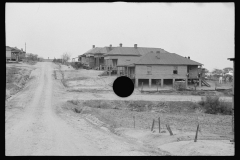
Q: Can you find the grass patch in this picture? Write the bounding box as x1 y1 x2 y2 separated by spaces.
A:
65 99 232 136
23 60 37 65
67 100 204 114
216 89 233 97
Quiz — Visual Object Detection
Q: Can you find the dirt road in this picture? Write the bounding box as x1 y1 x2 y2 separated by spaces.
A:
5 62 156 156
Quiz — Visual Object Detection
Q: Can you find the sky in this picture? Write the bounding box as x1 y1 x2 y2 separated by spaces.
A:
6 2 234 72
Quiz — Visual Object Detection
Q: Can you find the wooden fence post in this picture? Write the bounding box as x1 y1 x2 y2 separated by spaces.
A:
151 119 155 131
166 124 173 136
194 123 200 142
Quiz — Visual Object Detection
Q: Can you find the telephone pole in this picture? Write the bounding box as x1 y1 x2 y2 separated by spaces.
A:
25 43 26 53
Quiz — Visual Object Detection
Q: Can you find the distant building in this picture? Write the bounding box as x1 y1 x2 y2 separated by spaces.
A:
6 46 26 61
79 44 204 88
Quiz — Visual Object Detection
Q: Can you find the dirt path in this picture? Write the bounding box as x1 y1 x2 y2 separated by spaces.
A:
5 62 156 156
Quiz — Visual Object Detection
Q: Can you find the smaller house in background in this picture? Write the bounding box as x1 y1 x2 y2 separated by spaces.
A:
6 46 26 61
13 47 26 61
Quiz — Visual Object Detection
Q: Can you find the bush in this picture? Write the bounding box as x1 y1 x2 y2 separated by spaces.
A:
71 62 83 69
173 81 186 91
198 96 232 115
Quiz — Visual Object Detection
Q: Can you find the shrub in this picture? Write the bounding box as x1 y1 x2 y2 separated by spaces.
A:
128 101 154 112
198 96 232 115
73 108 82 113
71 62 83 69
173 81 186 91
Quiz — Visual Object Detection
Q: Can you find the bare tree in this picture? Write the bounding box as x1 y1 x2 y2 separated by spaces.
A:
61 52 71 64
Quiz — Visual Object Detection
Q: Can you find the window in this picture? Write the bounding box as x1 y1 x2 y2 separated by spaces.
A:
147 66 152 74
173 66 178 74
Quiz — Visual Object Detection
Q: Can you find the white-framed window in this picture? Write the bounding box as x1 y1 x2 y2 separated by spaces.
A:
173 66 178 74
147 66 152 74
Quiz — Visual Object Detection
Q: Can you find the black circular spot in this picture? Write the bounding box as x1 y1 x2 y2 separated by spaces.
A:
113 76 134 97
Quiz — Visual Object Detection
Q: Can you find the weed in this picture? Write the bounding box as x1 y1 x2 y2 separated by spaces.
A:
68 100 79 105
73 108 82 113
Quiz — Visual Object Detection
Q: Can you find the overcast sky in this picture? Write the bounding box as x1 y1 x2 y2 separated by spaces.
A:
6 2 234 71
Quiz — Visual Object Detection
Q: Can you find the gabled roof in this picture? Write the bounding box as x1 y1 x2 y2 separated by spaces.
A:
104 47 167 56
12 47 22 51
6 46 13 51
84 47 103 54
134 51 202 65
10 47 26 53
6 46 25 53
84 47 115 54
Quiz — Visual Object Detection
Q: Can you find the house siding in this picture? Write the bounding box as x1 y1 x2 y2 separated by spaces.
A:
188 65 199 78
104 55 140 69
81 56 87 64
6 51 11 58
104 56 139 71
88 57 95 68
135 65 188 79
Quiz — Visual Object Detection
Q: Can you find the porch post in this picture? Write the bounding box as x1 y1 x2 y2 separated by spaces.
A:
161 79 164 87
173 78 175 88
186 78 188 88
149 79 152 87
135 78 138 87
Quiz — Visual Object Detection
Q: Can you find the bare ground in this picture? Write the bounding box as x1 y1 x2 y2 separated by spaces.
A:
5 62 166 156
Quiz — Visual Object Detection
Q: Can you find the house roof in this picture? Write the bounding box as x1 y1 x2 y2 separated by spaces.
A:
104 47 168 57
6 46 13 51
12 47 21 52
9 47 26 53
117 57 141 67
134 51 202 65
84 46 115 55
6 46 25 53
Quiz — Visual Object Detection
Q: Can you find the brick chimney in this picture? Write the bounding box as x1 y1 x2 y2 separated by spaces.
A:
188 56 190 59
119 43 122 47
156 51 160 58
134 44 137 48
93 45 95 48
